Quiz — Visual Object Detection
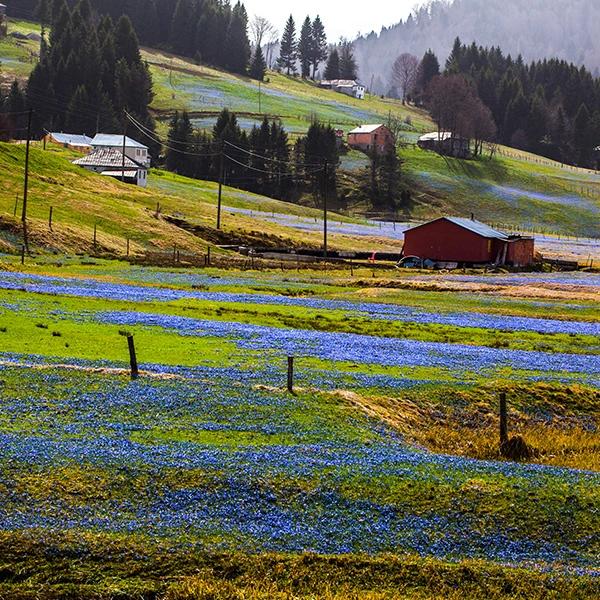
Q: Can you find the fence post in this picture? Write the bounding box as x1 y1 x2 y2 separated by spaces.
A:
13 194 18 218
500 392 508 445
207 246 211 266
126 238 130 257
20 244 25 265
127 334 139 380
287 356 294 393
48 206 53 231
93 224 97 250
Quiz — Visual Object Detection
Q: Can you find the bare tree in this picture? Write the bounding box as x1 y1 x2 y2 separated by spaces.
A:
250 16 275 49
391 53 419 104
264 30 279 69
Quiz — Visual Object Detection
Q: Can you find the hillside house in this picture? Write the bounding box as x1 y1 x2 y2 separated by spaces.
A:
418 131 471 159
403 217 534 267
44 132 93 153
348 124 395 154
320 79 366 100
91 134 150 167
73 148 148 187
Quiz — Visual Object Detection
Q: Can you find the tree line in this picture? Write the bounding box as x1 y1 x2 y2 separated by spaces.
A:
13 0 253 76
1 0 155 145
443 38 600 166
165 109 339 203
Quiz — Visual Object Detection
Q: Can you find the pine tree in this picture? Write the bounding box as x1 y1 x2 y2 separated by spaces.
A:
377 142 401 208
310 16 327 79
277 15 297 75
573 103 592 165
298 17 312 79
417 49 440 92
225 2 251 75
249 45 267 81
339 41 357 80
445 37 463 74
324 49 340 80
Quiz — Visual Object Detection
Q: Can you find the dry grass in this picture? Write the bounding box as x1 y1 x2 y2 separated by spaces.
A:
334 383 600 471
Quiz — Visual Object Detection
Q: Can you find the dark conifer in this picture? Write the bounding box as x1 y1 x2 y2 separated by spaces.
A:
277 15 297 75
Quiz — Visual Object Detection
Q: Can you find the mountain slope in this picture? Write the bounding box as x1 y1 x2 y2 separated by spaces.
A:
356 0 600 93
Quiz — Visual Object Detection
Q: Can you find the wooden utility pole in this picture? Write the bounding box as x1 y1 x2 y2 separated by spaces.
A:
322 160 329 258
217 144 224 230
121 119 127 183
22 109 33 253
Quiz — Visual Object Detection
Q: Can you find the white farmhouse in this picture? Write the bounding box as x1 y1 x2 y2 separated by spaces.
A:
91 134 150 168
73 148 148 187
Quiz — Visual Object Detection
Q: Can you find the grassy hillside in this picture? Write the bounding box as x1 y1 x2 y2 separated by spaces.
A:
144 47 431 137
2 19 599 242
0 142 405 256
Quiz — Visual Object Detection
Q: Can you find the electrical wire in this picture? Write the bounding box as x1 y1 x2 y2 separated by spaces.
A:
223 139 324 168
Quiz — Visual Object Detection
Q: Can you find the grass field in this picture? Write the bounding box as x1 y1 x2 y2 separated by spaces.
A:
0 258 598 597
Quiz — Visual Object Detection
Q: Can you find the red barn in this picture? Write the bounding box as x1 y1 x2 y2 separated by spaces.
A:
348 124 395 154
403 217 535 267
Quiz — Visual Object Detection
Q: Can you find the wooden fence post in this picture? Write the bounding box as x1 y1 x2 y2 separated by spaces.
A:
127 334 139 380
287 356 294 394
93 224 97 249
48 206 53 231
20 244 25 265
207 246 211 266
500 392 508 445
13 194 18 218
126 238 130 257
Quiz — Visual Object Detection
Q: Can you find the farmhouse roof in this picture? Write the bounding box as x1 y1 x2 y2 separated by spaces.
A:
419 131 455 142
48 132 94 146
91 134 148 150
406 217 509 240
349 124 385 135
100 169 139 178
73 148 142 169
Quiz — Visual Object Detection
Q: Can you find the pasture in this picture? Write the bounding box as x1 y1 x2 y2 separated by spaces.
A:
0 258 598 597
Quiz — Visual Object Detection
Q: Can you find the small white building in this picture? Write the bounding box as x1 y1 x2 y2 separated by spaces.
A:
73 148 148 187
91 134 150 167
320 79 366 100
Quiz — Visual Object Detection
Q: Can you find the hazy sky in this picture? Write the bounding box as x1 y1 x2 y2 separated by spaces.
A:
242 1 417 42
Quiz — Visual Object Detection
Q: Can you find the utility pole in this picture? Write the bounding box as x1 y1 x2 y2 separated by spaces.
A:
217 143 224 230
22 109 33 254
322 159 328 258
258 80 262 114
121 117 127 183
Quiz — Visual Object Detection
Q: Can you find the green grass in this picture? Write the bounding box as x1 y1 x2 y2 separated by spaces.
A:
403 146 600 236
0 19 40 79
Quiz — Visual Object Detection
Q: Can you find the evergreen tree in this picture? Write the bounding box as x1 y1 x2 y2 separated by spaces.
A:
249 45 267 81
417 49 440 92
339 40 358 80
298 17 312 79
310 16 327 79
277 15 297 75
573 103 592 165
324 49 340 80
225 2 251 74
445 37 463 74
377 142 402 208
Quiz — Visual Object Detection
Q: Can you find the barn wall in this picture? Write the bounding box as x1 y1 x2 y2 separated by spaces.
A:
507 238 535 267
403 220 493 263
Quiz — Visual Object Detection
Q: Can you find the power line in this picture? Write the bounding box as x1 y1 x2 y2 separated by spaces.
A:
223 139 323 168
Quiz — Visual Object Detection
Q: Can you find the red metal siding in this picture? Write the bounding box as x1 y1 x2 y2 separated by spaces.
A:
403 219 494 263
507 238 534 267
